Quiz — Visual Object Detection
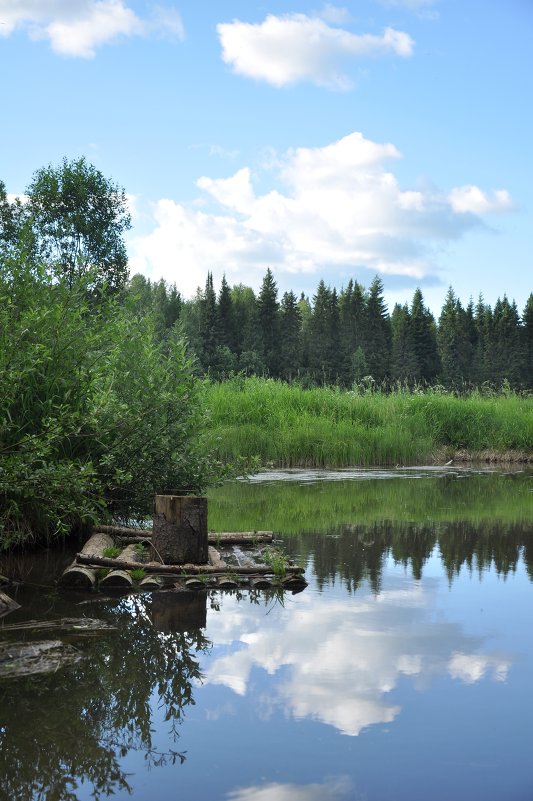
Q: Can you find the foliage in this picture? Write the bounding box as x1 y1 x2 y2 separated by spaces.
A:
26 157 131 292
204 376 533 468
0 261 224 549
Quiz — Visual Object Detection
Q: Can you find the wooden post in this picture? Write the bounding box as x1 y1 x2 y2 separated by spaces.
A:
152 495 208 565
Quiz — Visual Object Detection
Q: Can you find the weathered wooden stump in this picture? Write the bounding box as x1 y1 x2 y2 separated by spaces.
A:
152 495 208 565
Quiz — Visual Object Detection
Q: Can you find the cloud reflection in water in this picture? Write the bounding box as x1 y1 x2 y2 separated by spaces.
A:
204 580 511 737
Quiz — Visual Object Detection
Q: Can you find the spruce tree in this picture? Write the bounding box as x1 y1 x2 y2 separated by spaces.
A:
258 268 280 377
410 288 439 383
521 294 533 389
391 303 418 382
198 272 218 372
217 274 236 352
363 277 391 382
279 290 302 381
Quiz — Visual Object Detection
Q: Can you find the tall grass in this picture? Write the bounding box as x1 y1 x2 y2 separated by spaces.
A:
205 377 533 467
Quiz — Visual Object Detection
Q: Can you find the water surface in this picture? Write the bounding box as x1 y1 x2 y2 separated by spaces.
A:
1 468 533 801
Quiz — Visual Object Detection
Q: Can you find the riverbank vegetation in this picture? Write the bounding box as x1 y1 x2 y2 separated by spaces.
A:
2 158 532 548
0 161 222 550
204 377 533 467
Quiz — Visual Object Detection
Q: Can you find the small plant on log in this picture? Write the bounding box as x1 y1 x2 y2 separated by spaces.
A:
133 543 149 560
130 568 146 583
263 547 289 578
103 546 121 558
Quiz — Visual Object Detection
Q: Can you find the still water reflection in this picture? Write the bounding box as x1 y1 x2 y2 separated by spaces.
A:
1 468 533 801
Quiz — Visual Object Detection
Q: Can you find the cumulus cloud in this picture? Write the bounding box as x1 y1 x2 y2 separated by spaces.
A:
448 186 513 214
217 13 414 89
202 583 512 737
128 131 513 297
0 0 184 57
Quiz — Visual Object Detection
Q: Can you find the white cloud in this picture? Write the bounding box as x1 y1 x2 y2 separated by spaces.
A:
448 186 513 215
217 13 414 89
128 131 513 297
226 778 352 801
203 583 512 738
0 0 184 57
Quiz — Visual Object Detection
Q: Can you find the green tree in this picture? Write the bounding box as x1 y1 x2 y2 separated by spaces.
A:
410 288 439 383
217 274 236 352
390 303 418 381
27 156 131 292
258 268 280 376
309 281 341 383
279 290 302 380
521 294 533 389
0 261 221 548
363 277 391 382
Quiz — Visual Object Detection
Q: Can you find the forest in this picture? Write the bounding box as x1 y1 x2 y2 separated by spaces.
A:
125 269 533 391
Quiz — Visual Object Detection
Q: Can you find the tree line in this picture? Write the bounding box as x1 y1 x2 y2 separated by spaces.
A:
123 269 533 390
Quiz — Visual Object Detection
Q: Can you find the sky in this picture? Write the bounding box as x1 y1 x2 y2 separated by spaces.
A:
1 0 531 315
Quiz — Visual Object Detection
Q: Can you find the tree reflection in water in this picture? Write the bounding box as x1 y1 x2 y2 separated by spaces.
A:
0 591 211 801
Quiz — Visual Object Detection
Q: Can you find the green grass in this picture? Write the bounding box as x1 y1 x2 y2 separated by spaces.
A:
205 377 533 467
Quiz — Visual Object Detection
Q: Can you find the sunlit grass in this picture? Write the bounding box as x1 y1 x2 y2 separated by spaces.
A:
205 377 533 467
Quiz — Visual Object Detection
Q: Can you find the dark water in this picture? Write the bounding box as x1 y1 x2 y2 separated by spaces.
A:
1 467 533 801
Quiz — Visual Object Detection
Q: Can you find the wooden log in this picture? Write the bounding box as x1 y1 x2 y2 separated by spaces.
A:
139 575 163 590
94 524 274 545
60 532 114 589
250 577 273 590
208 546 227 570
99 545 139 589
0 591 20 619
75 552 305 575
152 495 208 564
208 532 274 544
217 575 238 589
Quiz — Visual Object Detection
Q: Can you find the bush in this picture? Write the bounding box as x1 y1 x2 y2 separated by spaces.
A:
0 260 222 549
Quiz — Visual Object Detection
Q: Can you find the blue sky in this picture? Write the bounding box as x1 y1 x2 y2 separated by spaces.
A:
1 0 531 315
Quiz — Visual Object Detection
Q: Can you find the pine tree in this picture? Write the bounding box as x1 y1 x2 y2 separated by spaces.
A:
521 294 533 389
390 303 418 382
410 288 439 383
437 287 472 387
339 279 367 384
279 290 302 381
309 281 341 383
258 268 280 377
217 274 236 352
198 272 218 372
363 277 391 382
491 295 522 386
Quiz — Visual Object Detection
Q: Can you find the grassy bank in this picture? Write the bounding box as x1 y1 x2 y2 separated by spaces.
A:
205 377 533 467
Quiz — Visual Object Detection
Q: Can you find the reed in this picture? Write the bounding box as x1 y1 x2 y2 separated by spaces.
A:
205 377 533 467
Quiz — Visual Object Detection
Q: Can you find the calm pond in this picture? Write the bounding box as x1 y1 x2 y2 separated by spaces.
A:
1 467 533 801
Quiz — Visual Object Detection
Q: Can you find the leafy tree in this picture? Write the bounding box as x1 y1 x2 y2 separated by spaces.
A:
26 156 131 292
231 284 261 358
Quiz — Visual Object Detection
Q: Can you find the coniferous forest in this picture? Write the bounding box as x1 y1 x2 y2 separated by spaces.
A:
124 268 533 390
